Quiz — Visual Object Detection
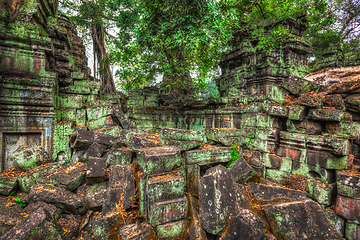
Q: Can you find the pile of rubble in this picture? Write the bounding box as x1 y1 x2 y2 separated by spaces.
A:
0 122 359 239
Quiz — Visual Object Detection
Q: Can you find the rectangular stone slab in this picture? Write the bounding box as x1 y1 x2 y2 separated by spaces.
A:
0 176 18 196
306 149 353 170
262 153 292 173
77 182 108 211
264 199 342 239
17 162 60 192
308 179 335 206
87 115 115 131
150 196 188 227
79 143 106 162
155 219 189 240
336 195 360 221
291 161 336 184
104 147 134 166
161 128 205 142
136 146 182 176
337 170 360 199
27 184 90 214
186 164 200 196
248 182 308 203
86 157 106 184
147 169 185 203
71 130 116 149
184 145 232 166
0 208 61 240
49 162 86 191
161 139 203 151
228 157 256 184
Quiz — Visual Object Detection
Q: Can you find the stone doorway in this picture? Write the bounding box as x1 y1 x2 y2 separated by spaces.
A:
3 133 41 171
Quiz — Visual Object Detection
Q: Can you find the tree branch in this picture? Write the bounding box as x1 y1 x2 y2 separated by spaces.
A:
104 29 119 39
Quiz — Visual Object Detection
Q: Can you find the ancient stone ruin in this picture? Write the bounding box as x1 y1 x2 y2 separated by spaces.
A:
1 0 360 239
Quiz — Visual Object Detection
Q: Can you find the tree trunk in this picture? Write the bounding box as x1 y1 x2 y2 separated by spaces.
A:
92 23 116 93
162 46 194 99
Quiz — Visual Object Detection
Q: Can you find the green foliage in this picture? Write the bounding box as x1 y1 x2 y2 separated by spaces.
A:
15 198 27 208
226 144 240 168
9 191 16 196
247 131 255 149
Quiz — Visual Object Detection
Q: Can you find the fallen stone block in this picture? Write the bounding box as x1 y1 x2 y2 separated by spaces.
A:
286 118 322 135
199 165 236 235
96 126 129 140
333 121 360 139
27 184 90 214
57 214 82 238
87 115 115 131
219 208 268 240
186 164 200 196
24 201 60 219
324 94 346 111
336 195 360 221
265 103 288 117
86 157 106 185
161 128 205 142
117 222 157 240
86 106 113 121
147 169 185 204
345 220 360 240
79 143 106 162
108 165 135 209
205 128 241 142
70 130 115 149
83 213 122 240
228 157 256 184
77 182 108 211
0 198 23 235
155 219 188 240
306 150 353 170
281 76 322 95
264 199 342 239
322 209 345 237
162 139 203 151
234 183 251 212
8 144 53 171
308 179 335 206
150 196 188 227
48 162 87 191
288 105 307 121
17 162 60 192
248 182 308 203
263 153 292 173
127 133 161 150
308 108 352 121
0 176 18 196
298 92 324 108
337 170 360 199
136 146 182 176
184 145 233 166
103 147 134 166
307 136 351 156
187 194 207 240
265 169 292 184
0 208 61 240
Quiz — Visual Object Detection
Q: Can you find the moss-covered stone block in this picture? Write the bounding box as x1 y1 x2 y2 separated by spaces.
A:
263 153 292 173
150 196 188 227
308 179 335 206
86 106 113 121
337 170 360 199
288 105 307 121
136 146 182 176
184 145 232 166
308 109 352 122
306 150 353 170
155 219 189 240
87 115 114 131
291 161 335 184
345 221 360 240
